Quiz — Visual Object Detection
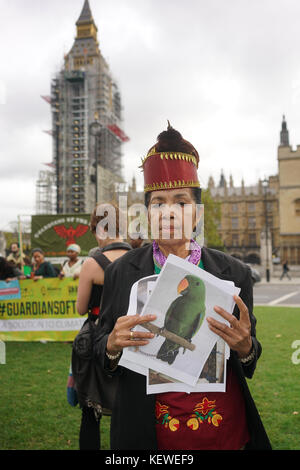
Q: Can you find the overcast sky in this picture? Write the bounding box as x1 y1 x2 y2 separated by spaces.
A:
1 0 300 231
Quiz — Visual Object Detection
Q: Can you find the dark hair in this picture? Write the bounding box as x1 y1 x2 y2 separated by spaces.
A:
0 256 16 279
32 248 44 255
10 242 19 249
144 187 202 208
192 187 202 205
147 124 200 165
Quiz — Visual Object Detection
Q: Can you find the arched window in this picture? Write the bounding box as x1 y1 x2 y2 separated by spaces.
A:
295 199 300 216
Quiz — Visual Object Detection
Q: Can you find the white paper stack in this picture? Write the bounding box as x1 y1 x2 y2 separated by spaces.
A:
119 254 240 394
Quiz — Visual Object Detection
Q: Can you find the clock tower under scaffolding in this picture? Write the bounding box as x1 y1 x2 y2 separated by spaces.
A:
50 0 128 214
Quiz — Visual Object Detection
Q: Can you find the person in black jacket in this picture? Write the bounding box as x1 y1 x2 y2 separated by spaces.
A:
280 259 291 280
94 124 271 450
75 201 131 450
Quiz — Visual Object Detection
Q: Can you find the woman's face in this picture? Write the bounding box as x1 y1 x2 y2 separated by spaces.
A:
148 188 198 246
67 249 78 261
33 251 44 265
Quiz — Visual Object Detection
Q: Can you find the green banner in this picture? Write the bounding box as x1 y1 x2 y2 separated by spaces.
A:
0 278 85 342
31 214 95 257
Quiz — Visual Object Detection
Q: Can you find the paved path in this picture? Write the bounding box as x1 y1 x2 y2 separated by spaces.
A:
253 279 300 307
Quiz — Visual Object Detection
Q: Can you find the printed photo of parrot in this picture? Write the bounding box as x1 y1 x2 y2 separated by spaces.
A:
156 274 206 365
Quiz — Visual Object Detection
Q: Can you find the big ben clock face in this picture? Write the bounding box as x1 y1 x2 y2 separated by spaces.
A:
89 122 102 136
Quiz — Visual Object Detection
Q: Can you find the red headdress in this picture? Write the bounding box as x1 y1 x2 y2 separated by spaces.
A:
141 122 200 193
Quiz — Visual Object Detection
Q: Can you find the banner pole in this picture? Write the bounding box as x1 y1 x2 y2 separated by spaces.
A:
17 215 25 272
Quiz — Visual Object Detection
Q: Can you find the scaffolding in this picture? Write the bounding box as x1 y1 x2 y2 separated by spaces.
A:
36 170 56 214
47 1 128 214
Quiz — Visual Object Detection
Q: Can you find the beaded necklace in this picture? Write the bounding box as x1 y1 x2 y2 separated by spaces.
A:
152 239 202 273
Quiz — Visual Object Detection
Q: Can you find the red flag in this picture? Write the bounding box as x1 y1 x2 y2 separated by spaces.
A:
107 124 130 142
43 130 54 136
41 95 52 104
43 162 56 169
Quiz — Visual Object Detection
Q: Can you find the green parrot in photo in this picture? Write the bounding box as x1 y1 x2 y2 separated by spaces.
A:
156 274 206 365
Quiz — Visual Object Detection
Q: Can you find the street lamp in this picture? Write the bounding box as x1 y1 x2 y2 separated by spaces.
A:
262 178 270 282
89 114 103 204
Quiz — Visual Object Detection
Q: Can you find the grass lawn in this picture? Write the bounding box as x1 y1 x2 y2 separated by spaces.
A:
0 306 299 450
0 341 111 450
246 306 300 450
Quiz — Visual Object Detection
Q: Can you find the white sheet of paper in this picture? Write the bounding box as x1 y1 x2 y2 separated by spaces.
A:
122 254 240 387
146 339 228 394
119 275 158 375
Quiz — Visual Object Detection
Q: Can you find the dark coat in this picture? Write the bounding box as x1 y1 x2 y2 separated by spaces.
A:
94 244 272 450
34 261 57 278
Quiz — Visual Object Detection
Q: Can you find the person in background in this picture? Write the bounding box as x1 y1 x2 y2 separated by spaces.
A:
59 244 83 280
74 201 132 451
6 242 26 269
0 256 25 282
128 233 149 250
280 259 291 280
31 248 57 280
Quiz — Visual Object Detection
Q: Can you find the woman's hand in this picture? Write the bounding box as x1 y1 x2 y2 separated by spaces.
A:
206 295 252 359
106 314 157 355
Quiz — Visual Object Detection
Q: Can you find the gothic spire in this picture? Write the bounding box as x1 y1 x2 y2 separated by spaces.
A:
219 169 226 188
76 0 94 25
75 0 98 42
280 114 289 146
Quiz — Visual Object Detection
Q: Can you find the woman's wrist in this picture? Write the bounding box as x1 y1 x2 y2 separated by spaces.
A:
238 339 255 363
105 350 121 361
237 337 253 359
106 334 121 356
105 337 122 370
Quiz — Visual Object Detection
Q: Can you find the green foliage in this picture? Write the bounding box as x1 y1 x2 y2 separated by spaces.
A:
3 231 31 256
201 189 223 249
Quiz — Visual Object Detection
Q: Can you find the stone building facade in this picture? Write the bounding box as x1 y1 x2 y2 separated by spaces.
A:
209 173 279 264
209 116 300 265
278 117 300 264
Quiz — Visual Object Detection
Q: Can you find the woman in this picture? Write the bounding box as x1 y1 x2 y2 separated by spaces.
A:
75 202 132 450
94 124 271 450
59 244 83 280
31 248 57 280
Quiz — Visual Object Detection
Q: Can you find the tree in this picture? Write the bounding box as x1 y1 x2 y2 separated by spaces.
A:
201 189 224 250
